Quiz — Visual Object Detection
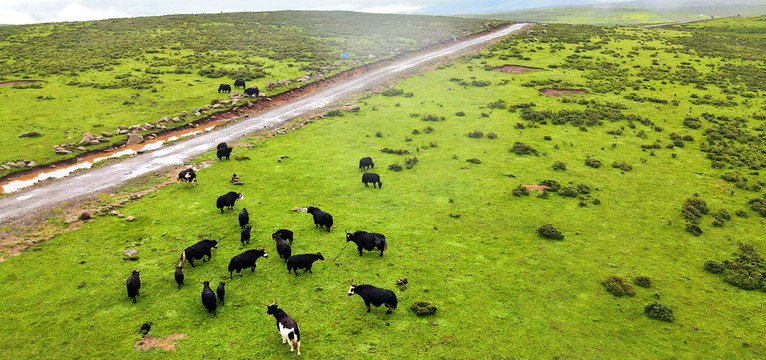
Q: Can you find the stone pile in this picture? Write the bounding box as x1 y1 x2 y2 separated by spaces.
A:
1 159 36 170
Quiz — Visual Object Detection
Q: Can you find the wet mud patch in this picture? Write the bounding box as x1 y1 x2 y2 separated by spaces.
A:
134 333 186 351
539 88 588 97
491 65 545 74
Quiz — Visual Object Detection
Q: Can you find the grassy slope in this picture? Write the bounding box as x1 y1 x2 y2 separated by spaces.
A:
1 16 766 358
0 11 494 174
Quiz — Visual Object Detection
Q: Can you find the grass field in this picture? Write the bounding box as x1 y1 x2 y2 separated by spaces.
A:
1 15 765 359
0 11 495 176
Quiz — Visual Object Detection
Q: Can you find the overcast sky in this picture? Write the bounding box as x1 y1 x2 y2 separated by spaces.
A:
0 0 650 24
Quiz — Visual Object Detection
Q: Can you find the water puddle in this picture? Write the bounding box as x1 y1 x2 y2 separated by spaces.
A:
0 121 226 194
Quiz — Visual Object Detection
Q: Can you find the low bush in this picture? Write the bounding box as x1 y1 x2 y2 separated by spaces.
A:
486 132 497 139
644 302 674 321
380 148 410 155
423 126 434 133
576 184 591 195
512 185 529 197
585 156 602 168
552 161 567 171
455 111 465 117
748 198 766 217
404 157 419 169
510 142 538 156
685 222 703 236
538 180 560 192
602 276 635 297
467 131 483 138
410 301 437 316
684 197 709 216
388 164 403 171
421 114 445 121
704 260 725 274
633 276 651 288
611 161 633 171
537 224 564 240
706 243 766 291
466 158 481 164
381 88 404 96
326 109 343 117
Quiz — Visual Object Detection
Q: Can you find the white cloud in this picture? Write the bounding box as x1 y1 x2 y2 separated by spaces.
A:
0 8 38 24
358 3 425 13
55 2 127 22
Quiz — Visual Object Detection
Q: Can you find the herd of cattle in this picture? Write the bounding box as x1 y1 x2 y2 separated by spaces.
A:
125 144 393 355
217 78 260 97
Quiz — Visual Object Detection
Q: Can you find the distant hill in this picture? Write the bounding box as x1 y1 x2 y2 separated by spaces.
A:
466 1 766 25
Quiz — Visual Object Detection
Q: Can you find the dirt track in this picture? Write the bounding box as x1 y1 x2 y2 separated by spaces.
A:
0 23 528 223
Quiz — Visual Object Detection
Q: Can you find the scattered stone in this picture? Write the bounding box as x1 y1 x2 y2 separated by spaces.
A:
19 131 42 138
126 134 144 146
79 212 91 221
0 165 10 170
126 216 135 222
76 146 87 151
15 161 26 168
292 207 307 212
88 140 100 145
101 131 113 137
56 149 72 155
396 277 408 285
65 216 78 224
231 173 243 185
124 248 138 257
431 322 438 326
341 105 361 112
27 161 36 167
118 214 125 218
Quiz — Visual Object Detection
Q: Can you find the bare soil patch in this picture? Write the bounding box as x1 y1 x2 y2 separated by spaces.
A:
491 65 545 74
523 184 549 192
539 88 588 97
134 333 186 351
0 80 42 86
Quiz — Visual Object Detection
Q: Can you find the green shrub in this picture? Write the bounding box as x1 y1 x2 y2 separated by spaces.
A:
559 186 578 197
685 222 703 236
510 142 538 156
735 209 749 218
538 180 560 192
326 109 344 117
381 87 404 96
404 157 419 169
576 184 591 195
421 114 445 121
552 161 567 171
611 161 633 171
467 131 484 138
466 158 481 164
375 131 383 137
602 276 635 297
537 224 564 240
704 260 725 274
486 132 497 139
423 126 434 133
512 185 529 197
748 198 766 217
684 197 709 215
634 276 651 288
584 156 602 168
410 301 437 316
380 148 410 155
412 129 420 135
455 111 465 117
706 243 765 290
388 164 403 171
592 198 601 205
721 172 740 183
644 302 674 321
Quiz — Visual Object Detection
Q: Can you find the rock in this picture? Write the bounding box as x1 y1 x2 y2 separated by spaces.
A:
98 137 110 143
126 134 144 145
56 149 72 155
0 165 10 170
193 79 203 82
109 210 121 216
15 161 26 168
291 207 307 212
172 117 180 122
19 131 43 138
341 105 360 112
280 155 289 159
119 125 128 130
79 212 91 221
65 216 78 224
117 214 125 218
126 216 135 222
161 117 169 122
231 173 243 185
123 248 138 257
76 146 87 151
27 161 36 167
194 111 201 116
88 140 100 145
101 131 113 137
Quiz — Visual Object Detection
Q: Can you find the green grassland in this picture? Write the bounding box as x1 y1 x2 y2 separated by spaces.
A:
0 11 495 176
473 3 766 25
1 16 766 358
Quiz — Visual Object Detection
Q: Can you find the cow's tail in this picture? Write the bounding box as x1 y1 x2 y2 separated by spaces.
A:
383 237 388 251
178 251 186 267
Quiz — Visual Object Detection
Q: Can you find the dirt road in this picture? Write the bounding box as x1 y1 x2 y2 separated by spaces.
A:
0 23 528 222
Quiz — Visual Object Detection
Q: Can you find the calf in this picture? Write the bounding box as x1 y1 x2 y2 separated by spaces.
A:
286 252 324 275
126 270 141 303
272 229 294 245
346 231 388 256
306 206 333 232
241 225 252 246
177 168 197 187
266 298 301 355
200 280 217 317
217 192 243 213
234 79 246 88
275 236 292 263
244 86 259 97
217 282 226 306
228 249 268 278
174 266 184 290
179 239 219 267
359 157 374 171
239 208 249 229
217 146 233 161
347 282 397 314
218 84 231 93
362 172 382 189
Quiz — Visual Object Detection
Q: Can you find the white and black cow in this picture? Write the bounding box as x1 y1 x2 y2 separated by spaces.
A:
345 231 388 257
228 249 268 278
217 192 243 213
347 282 397 314
177 168 197 187
266 298 301 356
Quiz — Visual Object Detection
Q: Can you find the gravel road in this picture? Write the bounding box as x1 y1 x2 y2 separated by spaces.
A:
0 23 528 222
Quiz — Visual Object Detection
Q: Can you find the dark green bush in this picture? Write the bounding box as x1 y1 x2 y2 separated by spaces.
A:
404 156 419 169
559 186 578 197
684 197 709 215
537 224 564 240
512 185 529 197
388 164 403 171
735 209 749 217
326 109 343 117
576 184 591 195
510 142 538 156
552 161 567 171
423 126 434 133
602 276 635 297
486 132 497 139
410 301 437 316
584 156 602 168
538 180 560 192
634 276 651 288
381 87 404 96
421 114 445 121
682 117 702 129
685 222 703 236
455 111 465 117
748 198 766 217
467 130 484 138
706 243 765 290
412 129 420 135
704 260 725 274
721 172 740 183
466 158 481 164
380 148 410 155
611 161 633 171
644 302 674 321
592 198 601 205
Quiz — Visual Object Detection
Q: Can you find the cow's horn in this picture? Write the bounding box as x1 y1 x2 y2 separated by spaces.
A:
274 296 278 305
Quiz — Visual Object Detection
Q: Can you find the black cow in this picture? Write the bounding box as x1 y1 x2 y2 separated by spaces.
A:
272 229 293 245
217 192 243 213
218 84 231 93
228 249 268 278
266 298 301 355
359 157 374 171
177 168 197 187
217 282 226 306
179 239 219 267
346 231 388 257
241 225 252 246
286 252 324 275
200 280 217 317
174 266 184 290
217 142 228 150
275 236 291 263
244 86 259 97
126 270 141 303
239 208 249 229
362 172 382 189
234 79 246 89
217 146 233 161
347 283 398 314
306 206 333 232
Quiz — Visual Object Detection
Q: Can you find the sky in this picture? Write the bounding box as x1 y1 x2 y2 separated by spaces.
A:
0 0 637 24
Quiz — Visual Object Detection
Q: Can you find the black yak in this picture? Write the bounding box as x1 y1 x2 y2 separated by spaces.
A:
217 146 233 161
359 157 374 171
275 235 292 263
244 86 259 97
218 84 231 93
228 249 268 278
286 252 324 275
362 172 382 189
306 206 333 232
217 282 226 306
345 231 388 256
234 79 246 89
200 280 217 317
174 266 184 289
241 225 252 246
239 208 249 229
272 229 293 245
179 239 219 267
347 282 397 314
217 192 243 213
126 270 141 303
